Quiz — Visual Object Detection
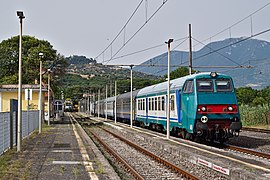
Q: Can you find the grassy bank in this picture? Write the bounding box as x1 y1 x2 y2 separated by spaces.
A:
240 104 270 127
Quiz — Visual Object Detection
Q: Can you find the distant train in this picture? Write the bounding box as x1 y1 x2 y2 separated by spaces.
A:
53 100 64 117
65 99 73 112
92 72 242 143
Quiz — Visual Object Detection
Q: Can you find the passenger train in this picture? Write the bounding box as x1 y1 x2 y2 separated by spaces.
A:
92 72 242 143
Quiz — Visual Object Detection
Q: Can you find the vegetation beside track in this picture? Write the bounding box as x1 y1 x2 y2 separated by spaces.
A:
240 105 270 127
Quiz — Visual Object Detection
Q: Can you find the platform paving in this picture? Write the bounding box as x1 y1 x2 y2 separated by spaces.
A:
1 115 120 179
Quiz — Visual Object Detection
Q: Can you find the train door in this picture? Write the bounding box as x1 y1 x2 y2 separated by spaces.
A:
145 97 148 125
181 79 195 133
176 89 182 123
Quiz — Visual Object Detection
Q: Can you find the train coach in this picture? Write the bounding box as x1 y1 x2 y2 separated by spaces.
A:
94 72 242 143
135 72 242 142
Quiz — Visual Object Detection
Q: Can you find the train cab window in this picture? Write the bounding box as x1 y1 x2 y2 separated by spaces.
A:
183 80 194 93
197 79 213 92
170 95 175 111
216 79 232 92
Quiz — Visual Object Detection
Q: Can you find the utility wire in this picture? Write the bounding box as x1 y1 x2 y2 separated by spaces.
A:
148 27 270 76
192 2 270 49
103 0 170 64
192 37 242 66
95 0 144 60
103 36 187 62
192 28 270 62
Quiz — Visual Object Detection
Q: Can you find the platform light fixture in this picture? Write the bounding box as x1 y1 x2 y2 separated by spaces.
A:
16 10 25 152
165 38 173 139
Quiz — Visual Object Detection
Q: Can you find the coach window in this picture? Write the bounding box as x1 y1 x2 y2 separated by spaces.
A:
183 80 194 93
152 98 155 111
171 95 175 111
148 98 151 111
158 97 161 111
161 96 165 111
154 97 157 111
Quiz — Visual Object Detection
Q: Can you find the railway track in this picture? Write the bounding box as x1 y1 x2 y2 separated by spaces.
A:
89 126 198 179
72 113 198 179
73 113 270 179
226 145 270 159
242 127 270 134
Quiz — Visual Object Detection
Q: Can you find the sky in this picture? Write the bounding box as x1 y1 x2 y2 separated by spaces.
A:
1 0 270 65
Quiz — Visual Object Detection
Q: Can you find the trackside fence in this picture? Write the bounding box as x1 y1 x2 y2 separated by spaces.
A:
0 110 39 155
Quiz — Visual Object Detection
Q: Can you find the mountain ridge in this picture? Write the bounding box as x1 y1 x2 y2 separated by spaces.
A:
133 37 270 88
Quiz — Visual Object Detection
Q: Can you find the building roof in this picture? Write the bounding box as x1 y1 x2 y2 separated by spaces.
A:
0 84 47 92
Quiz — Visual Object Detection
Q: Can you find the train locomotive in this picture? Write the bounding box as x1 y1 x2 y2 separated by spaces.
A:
93 72 242 143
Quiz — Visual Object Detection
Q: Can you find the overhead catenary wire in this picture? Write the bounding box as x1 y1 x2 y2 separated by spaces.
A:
96 2 270 78
95 0 169 64
105 0 169 64
192 37 242 66
147 27 270 76
193 28 270 62
192 2 270 50
95 0 144 60
104 37 187 63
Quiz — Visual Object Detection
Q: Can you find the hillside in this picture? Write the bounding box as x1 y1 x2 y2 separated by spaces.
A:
134 38 270 88
61 59 162 99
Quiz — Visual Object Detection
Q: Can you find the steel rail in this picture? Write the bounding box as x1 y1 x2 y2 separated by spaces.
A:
242 127 270 134
226 145 270 159
101 127 199 180
90 130 144 180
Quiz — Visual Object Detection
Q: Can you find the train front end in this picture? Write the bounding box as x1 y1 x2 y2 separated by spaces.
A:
194 72 242 142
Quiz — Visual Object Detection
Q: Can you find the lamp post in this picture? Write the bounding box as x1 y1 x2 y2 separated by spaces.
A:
47 69 51 125
114 81 117 124
130 65 134 128
105 85 108 120
38 52 43 133
16 11 25 152
165 38 173 139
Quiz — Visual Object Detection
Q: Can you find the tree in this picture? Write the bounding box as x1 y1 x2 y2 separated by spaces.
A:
258 86 270 105
0 35 64 84
66 55 96 65
252 97 266 106
164 67 196 80
236 87 257 105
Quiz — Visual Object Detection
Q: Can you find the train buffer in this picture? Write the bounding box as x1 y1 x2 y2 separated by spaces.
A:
0 115 119 179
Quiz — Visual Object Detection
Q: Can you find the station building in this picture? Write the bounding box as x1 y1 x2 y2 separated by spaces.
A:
0 84 49 115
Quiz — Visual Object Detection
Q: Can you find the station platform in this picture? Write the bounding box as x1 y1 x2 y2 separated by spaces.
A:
1 114 120 180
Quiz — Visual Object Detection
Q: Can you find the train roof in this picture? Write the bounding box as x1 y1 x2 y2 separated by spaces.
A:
105 96 116 102
137 72 231 97
116 89 140 101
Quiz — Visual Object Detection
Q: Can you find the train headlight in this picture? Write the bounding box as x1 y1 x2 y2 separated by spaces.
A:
201 106 207 112
201 116 208 123
210 72 217 78
228 106 233 111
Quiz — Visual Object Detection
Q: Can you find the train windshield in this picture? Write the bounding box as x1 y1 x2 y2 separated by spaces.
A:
216 79 232 92
197 79 213 92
